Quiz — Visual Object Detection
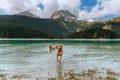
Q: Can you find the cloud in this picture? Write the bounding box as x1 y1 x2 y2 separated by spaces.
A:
78 0 120 21
0 0 81 18
57 0 80 17
0 0 120 21
39 0 59 18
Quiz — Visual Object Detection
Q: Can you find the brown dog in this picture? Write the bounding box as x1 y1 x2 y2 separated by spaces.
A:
56 44 63 64
49 45 55 53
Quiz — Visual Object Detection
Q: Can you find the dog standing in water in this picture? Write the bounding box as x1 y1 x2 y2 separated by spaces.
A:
56 44 63 64
49 45 55 53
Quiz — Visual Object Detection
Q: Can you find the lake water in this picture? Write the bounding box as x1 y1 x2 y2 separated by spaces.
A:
0 40 120 80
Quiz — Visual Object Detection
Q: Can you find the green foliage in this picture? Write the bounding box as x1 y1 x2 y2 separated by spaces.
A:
0 15 120 38
0 23 54 38
0 15 69 38
67 28 120 39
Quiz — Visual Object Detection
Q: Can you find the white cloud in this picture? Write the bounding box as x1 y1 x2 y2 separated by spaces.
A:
78 0 120 21
0 0 81 18
57 0 80 16
101 0 120 14
0 0 120 21
39 0 59 18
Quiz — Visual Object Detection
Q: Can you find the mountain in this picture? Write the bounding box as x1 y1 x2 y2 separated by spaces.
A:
0 11 120 38
16 11 37 18
111 17 120 22
0 15 69 38
51 10 77 20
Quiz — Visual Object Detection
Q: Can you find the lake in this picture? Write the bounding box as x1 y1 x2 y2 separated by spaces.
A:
0 40 120 80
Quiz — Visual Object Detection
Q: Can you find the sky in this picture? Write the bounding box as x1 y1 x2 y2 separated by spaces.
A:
0 0 120 21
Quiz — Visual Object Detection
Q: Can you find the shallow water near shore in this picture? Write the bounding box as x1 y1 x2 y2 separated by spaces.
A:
0 40 120 80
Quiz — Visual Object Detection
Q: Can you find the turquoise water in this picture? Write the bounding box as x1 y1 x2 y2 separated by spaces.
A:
0 40 120 79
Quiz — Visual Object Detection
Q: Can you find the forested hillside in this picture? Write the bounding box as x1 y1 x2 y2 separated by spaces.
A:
0 15 69 38
67 28 120 39
0 23 53 38
0 15 120 38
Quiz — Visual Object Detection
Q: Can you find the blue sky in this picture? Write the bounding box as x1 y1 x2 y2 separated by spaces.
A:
1 0 98 15
37 3 44 10
0 0 120 21
80 0 97 12
0 9 5 15
80 0 120 20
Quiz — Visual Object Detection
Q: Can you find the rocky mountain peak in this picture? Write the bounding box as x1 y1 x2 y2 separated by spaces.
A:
51 10 77 20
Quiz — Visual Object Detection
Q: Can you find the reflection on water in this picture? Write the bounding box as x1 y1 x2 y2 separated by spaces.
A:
0 40 120 79
57 63 63 80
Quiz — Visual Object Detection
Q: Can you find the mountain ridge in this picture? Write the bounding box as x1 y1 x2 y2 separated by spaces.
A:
15 11 37 18
0 12 120 38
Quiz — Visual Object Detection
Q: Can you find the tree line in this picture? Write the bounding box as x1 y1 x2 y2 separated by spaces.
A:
0 23 54 38
67 28 120 39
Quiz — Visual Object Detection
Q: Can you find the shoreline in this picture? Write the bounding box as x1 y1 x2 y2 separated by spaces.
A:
0 68 119 80
0 38 120 41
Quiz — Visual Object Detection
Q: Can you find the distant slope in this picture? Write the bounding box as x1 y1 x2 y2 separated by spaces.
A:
111 17 120 22
16 11 37 18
